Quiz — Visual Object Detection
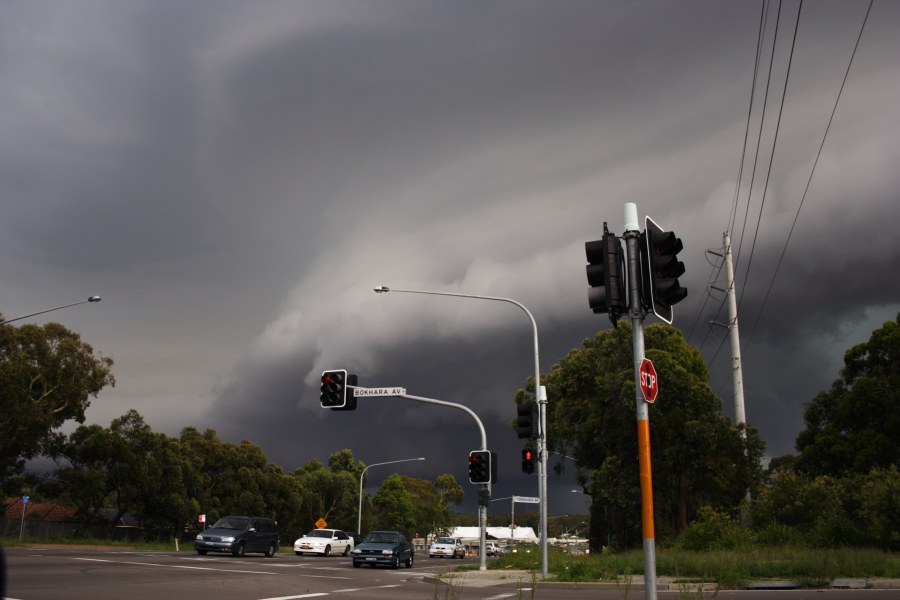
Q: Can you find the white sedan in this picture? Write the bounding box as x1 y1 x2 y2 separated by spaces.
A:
294 528 354 556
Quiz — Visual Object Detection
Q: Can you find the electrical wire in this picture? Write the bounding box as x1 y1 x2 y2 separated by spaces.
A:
741 0 875 352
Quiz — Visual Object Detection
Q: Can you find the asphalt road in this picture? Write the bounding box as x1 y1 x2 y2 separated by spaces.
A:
3 547 898 600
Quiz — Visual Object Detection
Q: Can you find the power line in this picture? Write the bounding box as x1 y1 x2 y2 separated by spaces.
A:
742 0 875 353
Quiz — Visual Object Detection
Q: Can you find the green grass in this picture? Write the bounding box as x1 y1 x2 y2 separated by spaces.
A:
489 545 900 588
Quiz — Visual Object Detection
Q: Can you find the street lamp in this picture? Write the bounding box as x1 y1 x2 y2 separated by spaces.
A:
0 296 102 325
374 285 550 578
358 457 425 534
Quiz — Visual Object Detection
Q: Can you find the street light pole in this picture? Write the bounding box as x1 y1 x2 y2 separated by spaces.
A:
0 296 102 325
358 457 425 534
374 285 549 578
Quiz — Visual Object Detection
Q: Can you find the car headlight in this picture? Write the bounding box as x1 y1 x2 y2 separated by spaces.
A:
351 549 361 555
222 536 235 542
381 550 394 556
196 534 204 541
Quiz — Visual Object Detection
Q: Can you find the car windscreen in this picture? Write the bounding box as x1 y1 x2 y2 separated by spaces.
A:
365 532 399 544
211 517 248 530
436 537 454 544
307 530 332 538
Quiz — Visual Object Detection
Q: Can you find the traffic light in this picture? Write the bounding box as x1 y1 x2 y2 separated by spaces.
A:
640 216 687 324
468 450 495 484
585 223 626 326
516 401 538 439
521 448 536 474
330 373 357 411
478 488 491 507
320 369 349 408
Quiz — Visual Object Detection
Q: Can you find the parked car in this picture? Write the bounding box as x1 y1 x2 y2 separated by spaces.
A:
351 530 414 569
486 541 505 556
194 516 279 557
293 528 354 556
428 536 466 559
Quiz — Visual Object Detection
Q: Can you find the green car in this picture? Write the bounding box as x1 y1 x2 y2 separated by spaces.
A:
351 530 414 569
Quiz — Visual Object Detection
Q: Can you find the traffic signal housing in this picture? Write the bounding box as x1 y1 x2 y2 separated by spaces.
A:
521 448 536 474
516 401 538 439
585 223 626 326
640 216 687 324
330 373 357 411
320 369 353 409
468 450 496 484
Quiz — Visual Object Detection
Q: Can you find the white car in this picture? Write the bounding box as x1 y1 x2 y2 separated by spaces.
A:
486 542 505 556
293 528 354 556
428 536 466 559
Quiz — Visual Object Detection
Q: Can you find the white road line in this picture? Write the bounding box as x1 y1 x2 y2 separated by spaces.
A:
257 595 328 600
331 584 401 593
74 557 278 575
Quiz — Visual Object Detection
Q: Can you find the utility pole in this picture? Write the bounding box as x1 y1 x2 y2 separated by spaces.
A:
708 233 747 428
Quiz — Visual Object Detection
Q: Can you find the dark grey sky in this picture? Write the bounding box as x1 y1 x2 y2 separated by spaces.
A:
2 0 898 516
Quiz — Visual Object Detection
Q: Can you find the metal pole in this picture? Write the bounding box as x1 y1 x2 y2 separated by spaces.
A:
374 286 548 578
624 203 657 600
358 457 425 534
0 296 102 325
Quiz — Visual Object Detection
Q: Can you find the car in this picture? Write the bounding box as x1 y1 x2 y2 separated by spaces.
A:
486 541 505 556
428 536 466 559
194 516 279 557
293 528 354 556
351 530 414 569
344 530 363 547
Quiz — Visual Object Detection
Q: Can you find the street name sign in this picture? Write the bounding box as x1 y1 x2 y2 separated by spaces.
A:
353 387 406 397
513 495 540 504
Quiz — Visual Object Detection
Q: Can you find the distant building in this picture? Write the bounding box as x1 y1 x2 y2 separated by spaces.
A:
448 526 539 545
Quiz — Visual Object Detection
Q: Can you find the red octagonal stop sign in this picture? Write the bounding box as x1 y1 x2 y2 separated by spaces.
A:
639 358 658 403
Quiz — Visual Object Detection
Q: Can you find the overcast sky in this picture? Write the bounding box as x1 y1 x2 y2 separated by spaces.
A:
2 0 898 517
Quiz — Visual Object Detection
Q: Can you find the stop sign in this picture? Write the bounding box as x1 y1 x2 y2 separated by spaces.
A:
639 358 658 403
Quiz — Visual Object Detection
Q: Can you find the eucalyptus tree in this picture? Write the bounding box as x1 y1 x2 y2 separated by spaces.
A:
535 322 763 549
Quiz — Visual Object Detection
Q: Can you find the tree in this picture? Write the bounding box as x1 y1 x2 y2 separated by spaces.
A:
796 315 900 477
0 321 114 487
396 474 463 539
536 322 763 549
371 474 417 534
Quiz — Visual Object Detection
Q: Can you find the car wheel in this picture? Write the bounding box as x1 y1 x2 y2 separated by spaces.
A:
342 545 351 557
405 553 414 568
196 550 207 556
353 561 360 568
232 542 245 557
429 554 435 559
265 543 276 558
323 545 331 557
295 551 303 556
391 556 399 569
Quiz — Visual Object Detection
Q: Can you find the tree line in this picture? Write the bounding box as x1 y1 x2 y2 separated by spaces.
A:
538 316 899 551
3 313 898 549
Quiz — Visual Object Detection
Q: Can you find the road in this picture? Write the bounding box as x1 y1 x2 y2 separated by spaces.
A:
3 547 897 600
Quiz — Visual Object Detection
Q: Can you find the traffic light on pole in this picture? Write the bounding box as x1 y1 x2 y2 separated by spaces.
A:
468 450 493 484
330 373 357 411
521 448 535 474
640 216 687 324
516 401 538 439
320 369 349 408
585 223 626 326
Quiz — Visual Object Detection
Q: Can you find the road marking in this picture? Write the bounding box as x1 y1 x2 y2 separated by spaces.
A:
258 595 328 600
331 584 401 593
74 557 278 575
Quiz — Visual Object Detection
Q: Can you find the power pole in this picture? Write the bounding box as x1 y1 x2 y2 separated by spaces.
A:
709 232 746 429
